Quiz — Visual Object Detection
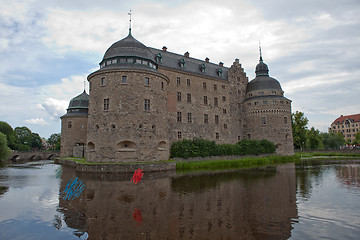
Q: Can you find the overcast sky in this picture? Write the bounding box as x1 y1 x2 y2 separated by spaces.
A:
1 0 359 138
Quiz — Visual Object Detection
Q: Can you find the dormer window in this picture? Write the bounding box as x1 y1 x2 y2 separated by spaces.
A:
201 64 206 73
217 68 223 77
156 53 162 63
179 59 185 68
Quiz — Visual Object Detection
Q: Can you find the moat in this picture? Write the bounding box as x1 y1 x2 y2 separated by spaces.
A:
0 160 359 239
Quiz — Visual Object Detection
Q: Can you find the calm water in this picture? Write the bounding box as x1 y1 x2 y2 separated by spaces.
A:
0 160 359 240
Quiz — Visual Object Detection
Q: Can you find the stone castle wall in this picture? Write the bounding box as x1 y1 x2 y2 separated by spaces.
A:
60 115 87 157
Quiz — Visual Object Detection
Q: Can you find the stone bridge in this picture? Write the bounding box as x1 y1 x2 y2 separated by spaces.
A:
8 151 60 163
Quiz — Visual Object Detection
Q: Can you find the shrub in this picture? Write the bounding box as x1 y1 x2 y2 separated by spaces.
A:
170 138 276 158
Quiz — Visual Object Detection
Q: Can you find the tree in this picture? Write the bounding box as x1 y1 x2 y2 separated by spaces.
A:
0 132 11 165
31 133 43 150
321 132 344 150
292 111 309 150
0 121 17 150
14 126 32 151
48 133 61 151
306 127 323 150
353 132 360 145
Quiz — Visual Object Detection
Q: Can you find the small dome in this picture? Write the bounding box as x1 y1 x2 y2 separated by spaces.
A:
247 57 282 93
68 90 89 109
102 32 153 62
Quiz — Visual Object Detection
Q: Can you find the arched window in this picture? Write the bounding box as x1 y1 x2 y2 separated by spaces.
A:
87 142 95 150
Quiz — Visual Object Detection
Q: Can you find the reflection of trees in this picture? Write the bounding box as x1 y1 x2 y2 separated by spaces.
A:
172 167 277 195
295 161 326 200
0 186 8 196
335 164 360 190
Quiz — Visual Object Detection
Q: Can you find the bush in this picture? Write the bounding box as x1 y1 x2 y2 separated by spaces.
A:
0 133 11 165
170 138 276 158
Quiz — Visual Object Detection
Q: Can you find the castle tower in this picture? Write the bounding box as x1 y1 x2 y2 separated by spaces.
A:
86 31 170 162
243 55 294 155
60 90 89 157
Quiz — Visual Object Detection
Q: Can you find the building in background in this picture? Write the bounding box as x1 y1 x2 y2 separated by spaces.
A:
61 28 294 162
330 114 360 143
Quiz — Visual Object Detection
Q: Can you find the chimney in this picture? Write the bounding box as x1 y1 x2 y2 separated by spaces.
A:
219 62 224 67
205 57 210 63
184 51 189 58
162 46 167 52
235 58 240 64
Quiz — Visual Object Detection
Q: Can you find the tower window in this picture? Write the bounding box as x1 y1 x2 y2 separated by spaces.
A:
187 79 191 86
177 77 181 86
216 132 220 140
144 99 150 111
156 53 162 63
261 117 266 125
101 77 106 86
215 115 219 124
177 131 182 139
214 84 217 91
224 123 228 129
161 82 164 90
284 117 288 124
203 82 206 89
177 92 181 102
145 77 150 86
214 98 218 106
201 64 206 73
104 98 109 111
187 94 191 103
68 121 72 128
222 96 226 101
223 109 227 114
179 59 185 68
217 68 223 77
204 96 208 105
187 113 192 123
204 114 208 123
122 76 127 84
177 112 182 122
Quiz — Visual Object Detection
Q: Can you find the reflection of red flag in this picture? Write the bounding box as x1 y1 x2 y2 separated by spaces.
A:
132 208 142 226
131 168 144 184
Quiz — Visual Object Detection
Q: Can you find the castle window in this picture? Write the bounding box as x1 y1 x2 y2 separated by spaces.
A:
216 132 220 140
120 58 126 63
272 101 276 104
177 92 182 102
204 96 208 105
215 115 219 124
107 60 111 65
214 98 218 106
254 102 258 105
204 114 208 123
238 136 241 141
142 60 148 65
217 68 223 77
101 77 106 86
188 113 192 123
177 112 182 122
68 121 72 128
223 109 227 114
214 84 217 91
145 77 150 86
261 117 266 125
187 94 191 103
201 64 206 73
249 93 253 98
187 79 191 86
127 58 134 63
203 82 206 89
177 131 182 139
177 77 181 86
222 96 226 101
122 76 127 84
263 101 268 105
161 82 164 90
104 98 109 111
224 123 228 129
284 117 288 124
222 85 225 89
112 59 117 64
144 99 150 111
271 91 276 95
280 100 284 104
259 92 264 95
179 59 185 68
136 59 142 64
156 53 162 63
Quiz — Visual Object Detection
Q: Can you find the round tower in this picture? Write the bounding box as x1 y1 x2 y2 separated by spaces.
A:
86 31 170 162
60 90 89 157
243 55 294 155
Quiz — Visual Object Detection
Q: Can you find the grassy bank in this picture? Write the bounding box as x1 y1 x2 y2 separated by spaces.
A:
176 152 360 171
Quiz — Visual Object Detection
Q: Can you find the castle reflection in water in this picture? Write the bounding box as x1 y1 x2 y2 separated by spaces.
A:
58 163 298 240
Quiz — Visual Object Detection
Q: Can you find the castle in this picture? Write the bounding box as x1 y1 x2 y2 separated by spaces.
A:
60 28 294 162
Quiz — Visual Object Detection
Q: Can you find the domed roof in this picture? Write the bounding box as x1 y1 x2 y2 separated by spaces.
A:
247 57 282 93
68 90 89 109
102 31 154 62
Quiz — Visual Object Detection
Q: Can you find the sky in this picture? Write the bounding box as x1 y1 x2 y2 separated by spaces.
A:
0 0 359 139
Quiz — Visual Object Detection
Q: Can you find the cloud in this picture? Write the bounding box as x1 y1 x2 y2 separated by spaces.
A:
41 98 68 120
25 118 48 125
